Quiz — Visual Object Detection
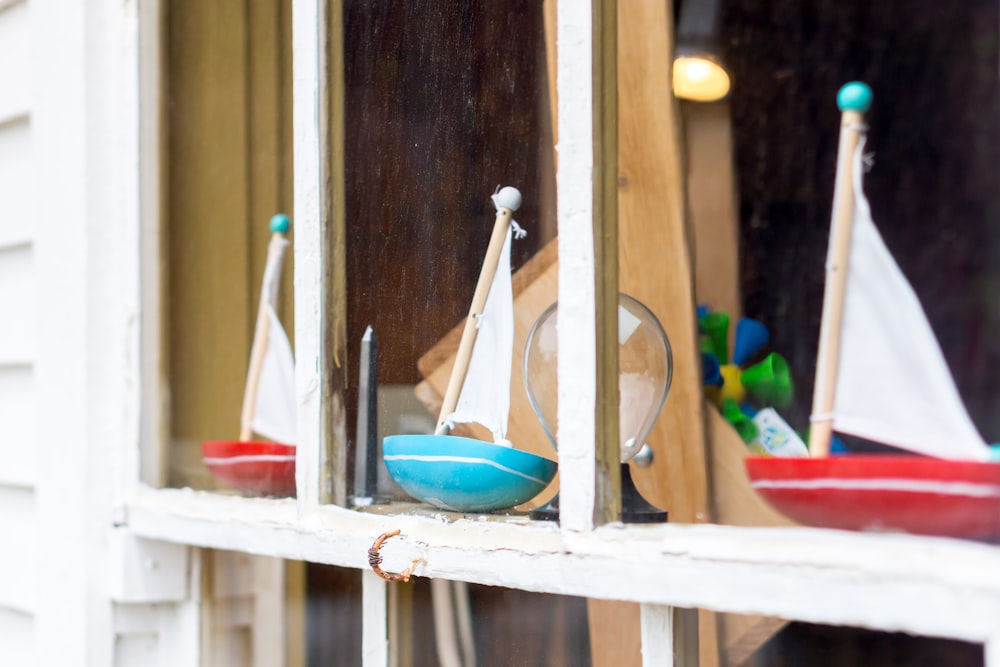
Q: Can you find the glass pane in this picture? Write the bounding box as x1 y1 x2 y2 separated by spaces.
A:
158 0 296 496
726 2 1000 442
717 2 1000 535
338 1 559 513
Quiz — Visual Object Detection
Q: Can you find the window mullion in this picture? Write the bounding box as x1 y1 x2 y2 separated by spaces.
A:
291 0 329 509
556 0 621 531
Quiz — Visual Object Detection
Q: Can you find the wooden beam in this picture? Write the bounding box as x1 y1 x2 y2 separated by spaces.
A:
602 3 717 666
616 0 709 526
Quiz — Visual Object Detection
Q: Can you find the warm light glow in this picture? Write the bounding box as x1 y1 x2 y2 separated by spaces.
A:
673 56 731 102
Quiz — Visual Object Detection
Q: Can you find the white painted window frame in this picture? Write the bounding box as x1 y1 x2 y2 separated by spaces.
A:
107 0 1000 665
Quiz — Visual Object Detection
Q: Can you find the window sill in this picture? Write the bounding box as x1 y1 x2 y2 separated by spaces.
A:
125 485 1000 645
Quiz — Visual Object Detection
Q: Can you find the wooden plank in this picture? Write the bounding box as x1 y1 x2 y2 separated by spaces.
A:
588 599 640 665
685 101 796 664
0 119 32 248
0 607 33 665
616 0 708 525
0 366 34 487
615 3 716 663
0 2 29 124
0 245 34 364
0 486 35 614
685 101 742 322
285 560 306 667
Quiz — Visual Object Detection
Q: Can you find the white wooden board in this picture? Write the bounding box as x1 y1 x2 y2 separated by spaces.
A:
128 487 1000 647
113 633 158 667
0 486 35 613
0 244 34 363
0 365 33 486
0 119 32 248
0 1 30 124
0 606 33 665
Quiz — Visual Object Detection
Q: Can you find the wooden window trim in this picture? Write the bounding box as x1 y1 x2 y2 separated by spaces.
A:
124 484 1000 651
124 0 1000 664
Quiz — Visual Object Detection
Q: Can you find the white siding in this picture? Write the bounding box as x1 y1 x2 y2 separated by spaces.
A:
0 245 34 363
0 607 34 665
0 119 32 247
0 365 34 486
0 2 30 125
0 0 35 648
0 486 35 614
114 634 158 667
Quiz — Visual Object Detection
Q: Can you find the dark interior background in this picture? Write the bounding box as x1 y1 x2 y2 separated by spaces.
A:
724 0 1000 444
343 0 549 387
721 1 996 664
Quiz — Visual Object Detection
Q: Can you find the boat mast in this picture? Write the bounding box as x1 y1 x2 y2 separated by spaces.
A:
434 187 522 436
240 214 291 441
808 82 873 458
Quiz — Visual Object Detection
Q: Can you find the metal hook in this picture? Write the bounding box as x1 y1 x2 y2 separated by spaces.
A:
369 529 419 582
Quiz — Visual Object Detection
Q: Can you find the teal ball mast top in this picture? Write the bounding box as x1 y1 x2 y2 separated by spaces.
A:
270 213 290 234
837 82 873 113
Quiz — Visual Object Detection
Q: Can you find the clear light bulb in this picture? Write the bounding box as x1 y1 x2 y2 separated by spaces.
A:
523 293 673 463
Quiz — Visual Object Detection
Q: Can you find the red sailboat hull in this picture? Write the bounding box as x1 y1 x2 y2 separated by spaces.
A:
745 455 1000 540
202 440 296 497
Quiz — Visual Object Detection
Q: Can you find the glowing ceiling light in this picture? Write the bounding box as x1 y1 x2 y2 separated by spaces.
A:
673 56 731 102
673 0 731 102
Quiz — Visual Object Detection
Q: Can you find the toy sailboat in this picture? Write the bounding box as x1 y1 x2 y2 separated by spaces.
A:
202 214 297 497
746 83 1000 539
383 187 557 512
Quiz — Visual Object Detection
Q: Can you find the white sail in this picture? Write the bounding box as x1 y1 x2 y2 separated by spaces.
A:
250 305 297 444
832 138 989 460
244 235 297 445
445 226 515 446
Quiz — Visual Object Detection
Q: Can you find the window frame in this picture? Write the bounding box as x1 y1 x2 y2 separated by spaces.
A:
121 0 1000 665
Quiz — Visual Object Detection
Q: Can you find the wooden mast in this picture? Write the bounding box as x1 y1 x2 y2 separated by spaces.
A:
808 82 873 458
434 187 522 435
240 214 291 441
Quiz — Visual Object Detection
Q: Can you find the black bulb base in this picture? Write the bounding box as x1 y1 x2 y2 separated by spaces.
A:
529 462 668 523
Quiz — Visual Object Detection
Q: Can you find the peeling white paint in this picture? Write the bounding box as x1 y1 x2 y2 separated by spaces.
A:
641 604 674 667
555 0 598 533
292 0 326 513
126 486 1000 648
